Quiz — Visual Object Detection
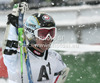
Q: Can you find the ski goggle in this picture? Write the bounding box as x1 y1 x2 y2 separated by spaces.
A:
34 27 56 40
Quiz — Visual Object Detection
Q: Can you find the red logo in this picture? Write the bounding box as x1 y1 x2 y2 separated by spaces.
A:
42 15 50 20
33 50 41 55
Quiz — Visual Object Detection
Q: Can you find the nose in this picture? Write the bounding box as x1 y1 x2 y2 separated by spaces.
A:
45 35 53 42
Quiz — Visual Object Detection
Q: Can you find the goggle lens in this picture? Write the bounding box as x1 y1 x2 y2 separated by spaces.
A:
37 28 56 40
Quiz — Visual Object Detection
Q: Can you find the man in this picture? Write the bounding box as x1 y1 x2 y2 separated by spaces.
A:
2 2 69 83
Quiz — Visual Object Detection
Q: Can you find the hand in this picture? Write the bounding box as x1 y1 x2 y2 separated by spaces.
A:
12 2 29 16
7 2 29 27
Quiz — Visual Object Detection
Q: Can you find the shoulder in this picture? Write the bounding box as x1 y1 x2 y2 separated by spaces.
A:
48 49 62 60
48 49 67 70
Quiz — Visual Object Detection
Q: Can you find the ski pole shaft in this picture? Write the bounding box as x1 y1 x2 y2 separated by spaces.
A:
18 28 24 83
18 3 24 82
18 0 33 82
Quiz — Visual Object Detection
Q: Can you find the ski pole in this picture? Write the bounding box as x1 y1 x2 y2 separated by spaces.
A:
22 29 34 83
23 40 34 83
18 9 24 83
18 0 34 83
18 28 24 83
18 0 25 82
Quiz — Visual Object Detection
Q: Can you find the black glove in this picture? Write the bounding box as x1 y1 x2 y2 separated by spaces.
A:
7 2 28 28
7 14 18 28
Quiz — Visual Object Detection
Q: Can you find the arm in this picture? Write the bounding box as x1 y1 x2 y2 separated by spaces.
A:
2 23 18 72
54 67 70 83
2 2 28 72
52 51 70 83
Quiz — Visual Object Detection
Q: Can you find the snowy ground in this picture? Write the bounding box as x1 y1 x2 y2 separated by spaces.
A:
51 43 100 52
51 43 100 55
0 78 8 83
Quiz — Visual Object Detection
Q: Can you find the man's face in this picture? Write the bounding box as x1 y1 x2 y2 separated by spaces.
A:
36 37 53 51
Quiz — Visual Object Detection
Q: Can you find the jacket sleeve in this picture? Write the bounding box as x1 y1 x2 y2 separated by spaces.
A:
52 51 69 83
2 24 19 72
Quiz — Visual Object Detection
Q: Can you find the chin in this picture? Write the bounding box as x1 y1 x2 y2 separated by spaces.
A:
42 46 50 51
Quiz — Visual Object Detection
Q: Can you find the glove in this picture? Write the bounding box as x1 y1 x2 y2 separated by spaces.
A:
12 2 29 16
7 2 29 27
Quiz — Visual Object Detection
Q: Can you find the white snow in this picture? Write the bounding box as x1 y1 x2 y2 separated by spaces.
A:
39 5 100 12
50 43 100 55
0 78 9 83
51 43 100 52
39 5 100 26
0 0 13 4
1 5 100 27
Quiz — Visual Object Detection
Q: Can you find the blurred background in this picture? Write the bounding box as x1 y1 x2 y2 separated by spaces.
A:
0 0 100 46
0 0 100 83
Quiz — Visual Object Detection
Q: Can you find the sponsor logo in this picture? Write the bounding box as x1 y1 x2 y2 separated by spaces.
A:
42 15 50 21
33 50 41 55
28 24 36 28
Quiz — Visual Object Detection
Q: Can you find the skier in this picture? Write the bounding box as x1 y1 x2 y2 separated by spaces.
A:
2 2 69 83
